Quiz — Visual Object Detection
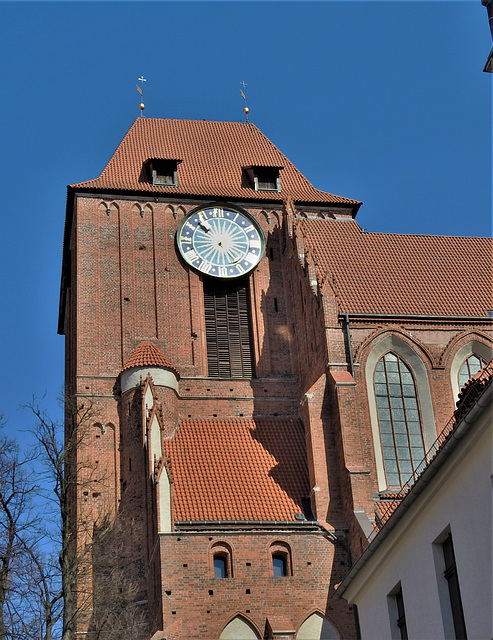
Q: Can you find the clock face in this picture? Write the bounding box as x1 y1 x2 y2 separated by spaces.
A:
177 205 265 278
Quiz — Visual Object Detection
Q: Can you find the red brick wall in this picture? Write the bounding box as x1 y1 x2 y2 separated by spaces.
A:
157 530 357 639
64 192 493 638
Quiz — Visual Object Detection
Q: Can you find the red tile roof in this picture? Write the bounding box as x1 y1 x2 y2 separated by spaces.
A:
72 118 359 207
164 417 310 522
301 219 493 317
122 341 180 378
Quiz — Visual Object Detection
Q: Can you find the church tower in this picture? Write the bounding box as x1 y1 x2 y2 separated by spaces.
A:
58 118 492 639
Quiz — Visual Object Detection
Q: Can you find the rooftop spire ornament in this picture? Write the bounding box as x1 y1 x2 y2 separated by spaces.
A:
240 81 249 122
136 76 147 115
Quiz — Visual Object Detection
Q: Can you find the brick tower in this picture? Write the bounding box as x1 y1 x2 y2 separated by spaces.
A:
58 118 492 639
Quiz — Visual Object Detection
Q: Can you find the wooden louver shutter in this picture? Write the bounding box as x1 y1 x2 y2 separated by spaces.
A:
203 278 254 378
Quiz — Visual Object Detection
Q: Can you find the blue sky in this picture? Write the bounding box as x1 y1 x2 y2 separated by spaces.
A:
0 1 491 442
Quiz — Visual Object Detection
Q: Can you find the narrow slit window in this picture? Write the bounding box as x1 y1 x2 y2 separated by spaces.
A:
395 587 408 640
443 534 467 639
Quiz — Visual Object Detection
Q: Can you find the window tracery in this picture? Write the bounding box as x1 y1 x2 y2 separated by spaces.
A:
374 352 425 487
458 354 487 388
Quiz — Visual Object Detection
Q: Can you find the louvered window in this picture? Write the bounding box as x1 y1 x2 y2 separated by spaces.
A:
204 277 254 378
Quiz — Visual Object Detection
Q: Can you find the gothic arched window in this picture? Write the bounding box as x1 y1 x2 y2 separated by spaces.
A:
374 352 425 487
458 354 487 389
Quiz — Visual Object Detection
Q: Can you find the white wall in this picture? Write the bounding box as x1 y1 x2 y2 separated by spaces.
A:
343 401 492 640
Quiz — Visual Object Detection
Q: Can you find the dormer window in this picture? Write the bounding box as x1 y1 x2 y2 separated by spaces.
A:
244 166 281 192
147 159 179 187
254 167 280 191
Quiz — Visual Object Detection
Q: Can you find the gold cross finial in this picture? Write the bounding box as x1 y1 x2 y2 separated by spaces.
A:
240 81 249 122
137 76 147 116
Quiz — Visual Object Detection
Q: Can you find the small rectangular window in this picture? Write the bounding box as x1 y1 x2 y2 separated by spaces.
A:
272 554 287 577
243 166 281 192
146 159 179 186
442 534 467 639
254 167 280 192
213 555 228 578
433 529 467 640
388 583 408 640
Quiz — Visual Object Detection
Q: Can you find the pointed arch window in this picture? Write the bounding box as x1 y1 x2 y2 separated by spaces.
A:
458 354 487 389
374 353 425 487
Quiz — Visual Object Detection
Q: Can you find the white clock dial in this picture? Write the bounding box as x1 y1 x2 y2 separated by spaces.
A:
177 206 265 278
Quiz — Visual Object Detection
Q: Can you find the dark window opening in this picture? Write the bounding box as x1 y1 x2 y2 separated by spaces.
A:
272 553 287 577
147 159 179 187
395 587 408 640
243 166 281 192
254 167 280 192
204 277 254 378
443 534 467 639
213 555 228 579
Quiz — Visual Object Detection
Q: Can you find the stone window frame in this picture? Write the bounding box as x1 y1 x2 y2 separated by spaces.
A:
365 334 436 491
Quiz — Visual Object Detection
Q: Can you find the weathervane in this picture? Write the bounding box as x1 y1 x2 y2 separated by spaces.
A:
136 76 147 116
240 81 249 122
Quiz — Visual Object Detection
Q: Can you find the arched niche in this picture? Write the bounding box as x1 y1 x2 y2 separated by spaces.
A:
296 612 340 639
132 203 143 217
164 204 175 219
176 205 186 219
219 615 261 639
157 465 171 533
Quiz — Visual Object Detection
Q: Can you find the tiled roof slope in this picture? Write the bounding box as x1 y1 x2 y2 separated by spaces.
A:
72 118 359 206
301 219 493 317
122 341 180 377
164 417 310 522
